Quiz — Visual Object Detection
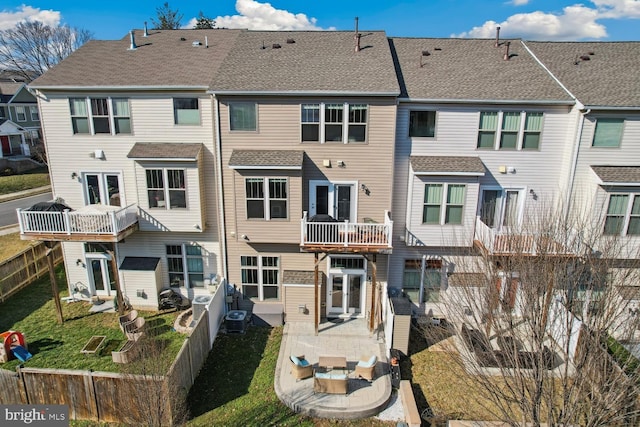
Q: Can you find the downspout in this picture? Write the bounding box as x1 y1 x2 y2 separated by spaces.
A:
565 107 590 221
419 254 426 306
213 97 229 287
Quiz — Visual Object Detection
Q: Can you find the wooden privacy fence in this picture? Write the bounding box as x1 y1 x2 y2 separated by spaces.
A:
0 311 212 425
0 242 63 303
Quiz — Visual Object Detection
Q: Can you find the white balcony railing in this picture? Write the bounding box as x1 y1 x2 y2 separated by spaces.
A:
474 216 583 256
17 204 138 237
300 210 393 249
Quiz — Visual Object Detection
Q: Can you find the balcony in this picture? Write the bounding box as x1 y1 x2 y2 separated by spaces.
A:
474 216 582 256
300 211 393 254
17 204 139 242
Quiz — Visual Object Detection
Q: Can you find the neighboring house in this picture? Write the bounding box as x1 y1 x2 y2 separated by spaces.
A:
25 29 242 309
387 37 575 317
210 30 399 326
0 82 42 155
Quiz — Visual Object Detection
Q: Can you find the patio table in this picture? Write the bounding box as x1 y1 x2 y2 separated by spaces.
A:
318 355 347 371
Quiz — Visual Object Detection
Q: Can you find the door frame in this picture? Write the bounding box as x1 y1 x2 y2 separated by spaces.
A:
478 186 525 231
85 253 116 297
80 171 125 206
309 180 358 221
326 255 367 318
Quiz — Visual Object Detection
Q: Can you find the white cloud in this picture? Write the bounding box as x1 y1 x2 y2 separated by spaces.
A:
509 0 531 5
453 4 608 40
184 0 333 31
0 5 61 30
592 0 640 18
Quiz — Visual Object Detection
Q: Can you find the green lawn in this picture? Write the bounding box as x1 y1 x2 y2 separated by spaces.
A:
0 232 37 263
0 167 50 195
0 266 184 372
188 326 396 427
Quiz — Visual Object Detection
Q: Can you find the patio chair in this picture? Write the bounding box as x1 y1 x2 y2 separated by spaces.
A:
124 317 145 341
118 310 138 333
354 355 377 381
290 355 313 381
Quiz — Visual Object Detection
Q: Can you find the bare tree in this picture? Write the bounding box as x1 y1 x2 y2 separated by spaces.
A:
0 21 92 81
151 2 184 30
418 205 640 426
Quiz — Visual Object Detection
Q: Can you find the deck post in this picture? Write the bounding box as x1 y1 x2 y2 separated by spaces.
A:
106 249 125 316
45 241 64 324
369 254 377 333
314 252 319 336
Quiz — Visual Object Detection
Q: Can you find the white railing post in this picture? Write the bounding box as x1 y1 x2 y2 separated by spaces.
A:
109 211 117 235
64 209 72 235
343 220 349 246
301 211 307 245
16 208 25 233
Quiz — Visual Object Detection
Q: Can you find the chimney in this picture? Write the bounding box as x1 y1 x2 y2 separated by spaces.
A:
503 41 511 60
128 30 137 50
143 21 149 37
495 26 501 47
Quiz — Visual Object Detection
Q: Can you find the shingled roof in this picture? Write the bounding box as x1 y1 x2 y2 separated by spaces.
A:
211 31 400 95
229 150 304 169
410 156 485 175
31 29 242 88
525 41 640 108
127 142 202 160
390 38 572 103
591 166 640 185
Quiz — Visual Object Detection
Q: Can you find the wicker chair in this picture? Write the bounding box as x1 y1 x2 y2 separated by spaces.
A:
354 355 377 381
124 317 146 341
290 355 313 381
118 310 138 332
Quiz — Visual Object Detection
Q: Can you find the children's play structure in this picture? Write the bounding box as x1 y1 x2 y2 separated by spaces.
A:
0 330 33 363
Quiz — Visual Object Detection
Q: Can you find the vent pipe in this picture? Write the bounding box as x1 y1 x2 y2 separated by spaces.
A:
143 21 149 37
495 26 501 47
354 16 361 52
128 30 137 50
205 36 209 48
503 41 511 60
355 16 359 36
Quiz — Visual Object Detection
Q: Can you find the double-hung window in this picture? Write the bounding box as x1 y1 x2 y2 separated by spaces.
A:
167 244 204 288
409 110 436 138
173 98 200 125
300 102 368 143
477 111 543 150
402 259 442 303
146 169 186 209
14 106 27 122
423 183 465 225
229 102 257 131
69 97 131 135
241 255 279 300
245 177 288 220
592 118 624 147
29 106 39 121
604 193 640 235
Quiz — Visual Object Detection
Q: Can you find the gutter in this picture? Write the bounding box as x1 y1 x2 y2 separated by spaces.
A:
209 90 400 97
398 97 574 106
28 85 210 91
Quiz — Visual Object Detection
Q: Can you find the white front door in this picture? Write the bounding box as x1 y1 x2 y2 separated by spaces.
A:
328 273 365 316
86 255 117 296
479 188 523 230
83 172 123 206
309 180 356 221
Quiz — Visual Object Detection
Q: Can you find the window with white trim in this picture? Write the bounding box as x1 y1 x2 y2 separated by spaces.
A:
146 169 186 209
300 102 368 143
604 193 640 236
241 255 279 300
29 106 39 121
15 106 26 121
423 183 465 225
592 118 624 147
402 259 442 303
173 98 200 125
477 111 543 150
245 177 288 220
229 102 257 131
167 244 204 288
69 97 131 135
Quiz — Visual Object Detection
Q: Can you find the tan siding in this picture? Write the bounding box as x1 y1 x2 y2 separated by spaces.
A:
284 286 314 323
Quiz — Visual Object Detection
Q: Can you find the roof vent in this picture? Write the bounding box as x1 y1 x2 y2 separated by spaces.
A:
286 38 295 44
574 53 594 65
128 30 137 51
495 26 501 48
434 47 442 51
192 40 202 47
272 43 281 49
261 41 266 50
503 41 511 61
579 55 591 61
180 37 186 41
420 50 430 67
143 21 149 37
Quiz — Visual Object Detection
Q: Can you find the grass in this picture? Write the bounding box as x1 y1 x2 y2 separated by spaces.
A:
0 166 50 195
187 326 396 427
0 232 37 263
0 266 184 373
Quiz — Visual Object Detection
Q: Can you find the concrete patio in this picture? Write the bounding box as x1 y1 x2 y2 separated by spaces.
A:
274 318 393 419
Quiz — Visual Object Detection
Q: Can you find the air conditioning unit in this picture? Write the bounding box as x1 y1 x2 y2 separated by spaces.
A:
192 295 212 321
225 310 248 333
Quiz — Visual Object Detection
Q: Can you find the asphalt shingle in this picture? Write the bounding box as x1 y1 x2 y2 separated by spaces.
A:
127 142 202 159
390 38 572 102
229 149 304 168
591 166 640 184
410 156 485 175
526 41 640 107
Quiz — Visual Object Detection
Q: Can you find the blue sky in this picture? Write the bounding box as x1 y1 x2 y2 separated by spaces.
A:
1 0 639 41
